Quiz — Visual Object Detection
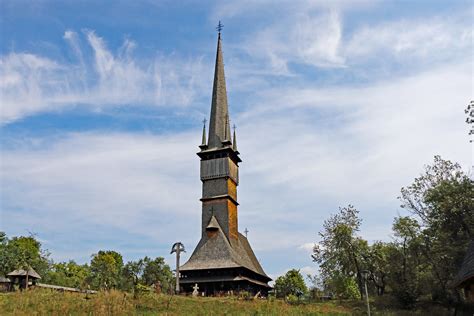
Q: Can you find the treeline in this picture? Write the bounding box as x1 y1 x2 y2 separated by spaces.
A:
312 156 473 308
0 233 174 293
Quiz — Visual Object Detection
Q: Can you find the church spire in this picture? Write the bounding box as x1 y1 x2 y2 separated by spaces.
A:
207 26 230 149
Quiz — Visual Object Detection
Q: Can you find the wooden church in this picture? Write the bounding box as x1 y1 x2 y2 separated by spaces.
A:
179 28 271 295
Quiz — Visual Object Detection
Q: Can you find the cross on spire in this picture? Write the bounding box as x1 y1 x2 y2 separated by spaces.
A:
202 118 207 126
244 228 249 238
216 21 224 33
206 22 230 148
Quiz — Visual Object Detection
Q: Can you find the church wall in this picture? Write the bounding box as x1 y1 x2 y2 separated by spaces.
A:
200 157 238 184
227 178 237 201
201 198 231 238
227 200 238 239
202 179 227 198
201 178 237 201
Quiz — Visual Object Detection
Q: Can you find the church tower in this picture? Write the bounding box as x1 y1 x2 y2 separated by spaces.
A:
179 27 271 295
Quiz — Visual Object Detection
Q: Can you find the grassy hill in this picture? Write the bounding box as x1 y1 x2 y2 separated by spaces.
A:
0 288 452 315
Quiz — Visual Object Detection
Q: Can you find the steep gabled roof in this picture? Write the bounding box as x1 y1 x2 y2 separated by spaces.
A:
236 232 267 277
454 239 474 288
181 218 240 270
180 218 270 281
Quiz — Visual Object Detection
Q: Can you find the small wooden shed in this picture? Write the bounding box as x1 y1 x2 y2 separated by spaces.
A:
7 268 41 289
0 277 12 292
454 240 474 302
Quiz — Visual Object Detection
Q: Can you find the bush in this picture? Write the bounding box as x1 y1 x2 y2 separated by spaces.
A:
325 274 359 299
239 291 252 300
392 286 419 309
274 269 308 298
286 294 300 305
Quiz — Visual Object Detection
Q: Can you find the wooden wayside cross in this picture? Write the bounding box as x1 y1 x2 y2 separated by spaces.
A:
170 242 185 294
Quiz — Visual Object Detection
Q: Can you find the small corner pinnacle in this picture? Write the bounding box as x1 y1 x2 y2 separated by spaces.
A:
200 118 208 149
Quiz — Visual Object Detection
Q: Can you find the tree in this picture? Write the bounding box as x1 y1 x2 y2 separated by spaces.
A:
142 257 174 293
312 205 368 299
0 233 50 278
365 241 391 296
387 216 426 308
122 259 145 296
0 232 9 276
89 250 123 290
274 269 308 299
323 271 360 299
399 156 474 302
43 261 90 289
306 274 324 300
399 156 466 224
423 176 474 301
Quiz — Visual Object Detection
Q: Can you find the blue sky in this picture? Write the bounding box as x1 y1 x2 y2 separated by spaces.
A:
0 0 472 281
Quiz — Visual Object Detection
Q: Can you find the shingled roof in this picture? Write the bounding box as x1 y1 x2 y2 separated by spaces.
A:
7 268 41 279
454 239 474 288
0 277 11 283
180 218 270 282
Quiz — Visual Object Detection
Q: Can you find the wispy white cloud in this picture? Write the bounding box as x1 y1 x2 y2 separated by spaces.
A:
238 10 345 74
212 0 377 20
345 14 472 64
220 2 471 75
0 131 202 258
0 30 209 124
1 5 470 123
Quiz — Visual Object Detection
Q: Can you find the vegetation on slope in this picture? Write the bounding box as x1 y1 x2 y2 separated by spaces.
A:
0 288 455 316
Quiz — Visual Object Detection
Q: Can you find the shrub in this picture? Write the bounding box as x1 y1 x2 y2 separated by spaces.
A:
274 269 308 298
286 294 300 305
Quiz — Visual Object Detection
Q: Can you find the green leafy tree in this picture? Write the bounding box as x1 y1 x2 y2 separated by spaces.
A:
323 271 360 299
365 241 391 296
142 256 174 293
399 156 474 302
312 205 368 299
89 250 123 290
387 216 427 308
0 233 50 277
0 232 9 276
43 261 90 289
274 269 308 299
122 259 145 294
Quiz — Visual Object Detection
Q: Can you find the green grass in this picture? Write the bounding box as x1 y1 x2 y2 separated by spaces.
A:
0 289 452 315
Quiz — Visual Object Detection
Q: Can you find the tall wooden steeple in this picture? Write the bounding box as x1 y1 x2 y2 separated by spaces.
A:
179 26 271 295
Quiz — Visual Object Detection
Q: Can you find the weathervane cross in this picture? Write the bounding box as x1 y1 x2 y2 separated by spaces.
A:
202 118 207 125
216 20 224 33
244 228 249 238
